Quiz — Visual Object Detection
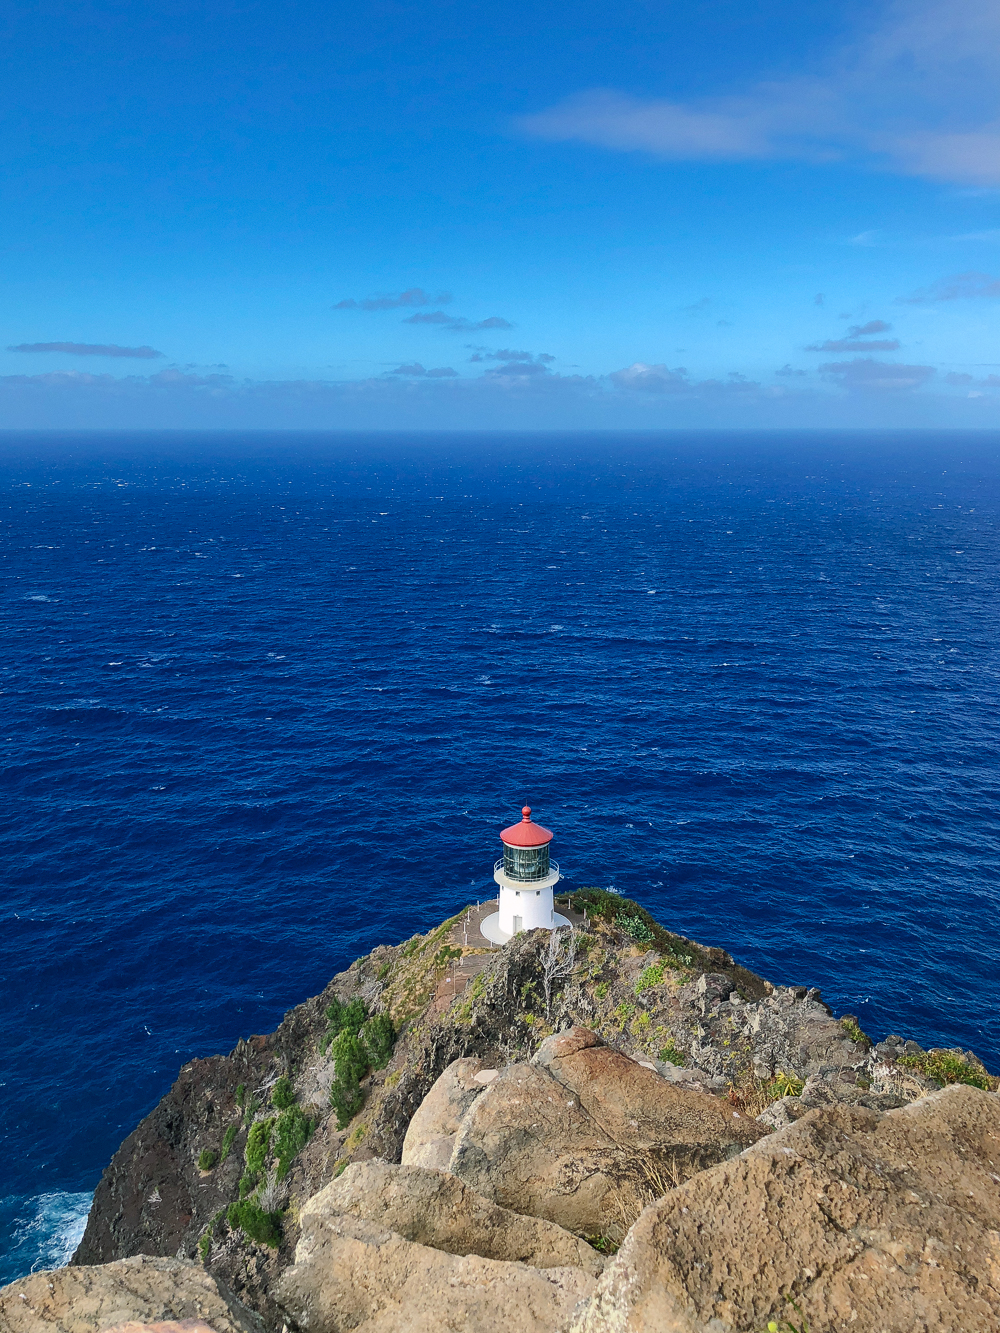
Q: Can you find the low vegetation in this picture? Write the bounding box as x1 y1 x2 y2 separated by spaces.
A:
197 1148 217 1171
226 1198 282 1248
570 888 700 971
727 1069 804 1117
322 994 398 1128
898 1048 993 1091
270 1075 295 1109
839 1015 871 1048
659 1040 685 1066
224 1073 316 1246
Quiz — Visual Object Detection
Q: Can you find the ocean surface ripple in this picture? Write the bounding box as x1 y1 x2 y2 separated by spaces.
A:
1 430 998 1282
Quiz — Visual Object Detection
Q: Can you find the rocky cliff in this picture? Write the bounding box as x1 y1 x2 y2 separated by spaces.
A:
31 889 997 1333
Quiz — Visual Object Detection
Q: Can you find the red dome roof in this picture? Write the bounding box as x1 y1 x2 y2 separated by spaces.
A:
500 805 553 848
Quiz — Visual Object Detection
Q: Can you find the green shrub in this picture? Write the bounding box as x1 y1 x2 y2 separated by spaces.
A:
770 1070 805 1099
330 1073 365 1129
659 1040 685 1066
244 1117 275 1175
434 944 462 966
226 1199 282 1248
198 1230 212 1262
274 1105 313 1179
331 1030 369 1085
635 963 665 994
220 1124 238 1163
839 1016 871 1048
617 912 654 945
594 981 610 1000
239 1173 257 1198
197 1148 218 1171
322 996 369 1053
235 1083 246 1108
362 1012 396 1069
270 1076 295 1109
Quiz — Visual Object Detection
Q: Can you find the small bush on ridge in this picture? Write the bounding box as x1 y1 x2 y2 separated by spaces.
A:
226 1199 282 1248
270 1075 295 1109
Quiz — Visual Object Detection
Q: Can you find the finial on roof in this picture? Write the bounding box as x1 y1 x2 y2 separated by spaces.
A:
522 805 532 821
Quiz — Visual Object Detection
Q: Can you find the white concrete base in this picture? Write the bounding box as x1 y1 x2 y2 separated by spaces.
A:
480 911 571 945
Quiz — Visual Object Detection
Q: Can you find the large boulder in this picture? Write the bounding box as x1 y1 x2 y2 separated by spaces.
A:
275 1211 596 1333
570 1083 1000 1333
400 1057 492 1171
535 1028 762 1157
309 1160 604 1275
450 1061 626 1236
0 1255 262 1333
449 1029 764 1237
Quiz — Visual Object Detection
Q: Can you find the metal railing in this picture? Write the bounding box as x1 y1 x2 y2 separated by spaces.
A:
494 858 559 881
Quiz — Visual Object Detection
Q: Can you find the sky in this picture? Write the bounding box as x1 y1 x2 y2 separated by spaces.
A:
2 0 1000 429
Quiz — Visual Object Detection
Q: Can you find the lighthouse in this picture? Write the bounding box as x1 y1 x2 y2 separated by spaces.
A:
480 806 571 945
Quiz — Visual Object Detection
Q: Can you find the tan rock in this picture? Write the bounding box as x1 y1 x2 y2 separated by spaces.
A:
101 1324 217 1333
570 1084 1000 1333
307 1160 604 1275
449 1039 764 1237
400 1056 490 1171
0 1256 262 1333
533 1027 603 1065
539 1034 763 1157
275 1211 596 1333
449 1062 626 1236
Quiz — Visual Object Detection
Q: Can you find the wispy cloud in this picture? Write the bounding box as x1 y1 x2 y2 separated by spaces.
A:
805 319 899 353
807 338 901 352
387 362 458 377
3 353 994 429
334 287 450 311
950 229 1000 242
898 271 1000 302
848 320 892 336
403 312 514 332
609 363 761 396
818 358 934 392
468 348 556 375
517 0 1000 185
6 341 164 358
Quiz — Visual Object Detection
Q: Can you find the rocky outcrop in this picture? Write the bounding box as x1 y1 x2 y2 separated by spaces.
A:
570 1083 1000 1333
0 1256 262 1333
400 1056 492 1170
449 1029 763 1236
301 1160 604 1275
68 896 999 1332
275 1212 596 1333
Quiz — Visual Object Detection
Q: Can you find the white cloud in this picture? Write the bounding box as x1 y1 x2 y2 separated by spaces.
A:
518 0 1000 185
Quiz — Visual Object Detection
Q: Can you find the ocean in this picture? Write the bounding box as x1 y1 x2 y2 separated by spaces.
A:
2 430 998 1283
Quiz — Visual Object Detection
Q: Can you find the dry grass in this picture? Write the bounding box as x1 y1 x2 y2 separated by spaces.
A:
726 1069 804 1118
726 1070 781 1118
605 1150 711 1245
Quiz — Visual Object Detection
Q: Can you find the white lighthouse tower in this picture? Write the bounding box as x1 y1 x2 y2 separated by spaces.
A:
481 806 571 945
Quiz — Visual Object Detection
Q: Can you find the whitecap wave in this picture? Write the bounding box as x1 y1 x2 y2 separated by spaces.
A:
0 1191 93 1285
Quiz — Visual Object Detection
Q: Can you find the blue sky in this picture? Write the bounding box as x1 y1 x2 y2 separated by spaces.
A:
2 0 1000 428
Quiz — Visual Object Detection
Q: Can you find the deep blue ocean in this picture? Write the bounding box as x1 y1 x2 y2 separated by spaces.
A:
2 430 998 1283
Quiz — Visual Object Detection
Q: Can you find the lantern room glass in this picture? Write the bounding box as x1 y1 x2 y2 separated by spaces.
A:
503 843 550 882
